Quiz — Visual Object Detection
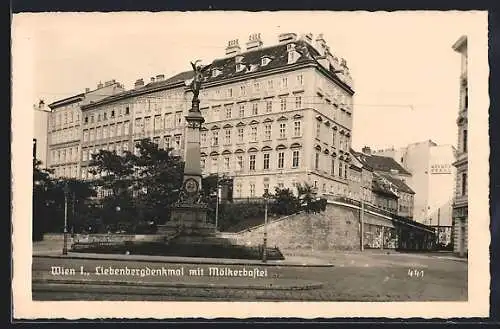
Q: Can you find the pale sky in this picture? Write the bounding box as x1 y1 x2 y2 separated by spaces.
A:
14 11 483 151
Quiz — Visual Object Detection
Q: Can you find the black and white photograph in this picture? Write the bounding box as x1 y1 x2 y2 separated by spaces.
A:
12 11 489 319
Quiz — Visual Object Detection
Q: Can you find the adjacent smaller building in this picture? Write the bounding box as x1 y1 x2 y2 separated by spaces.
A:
371 175 398 214
351 147 415 219
375 172 415 218
349 149 373 203
33 100 50 167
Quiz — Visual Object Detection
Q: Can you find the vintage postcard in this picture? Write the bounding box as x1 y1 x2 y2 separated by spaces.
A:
12 10 490 319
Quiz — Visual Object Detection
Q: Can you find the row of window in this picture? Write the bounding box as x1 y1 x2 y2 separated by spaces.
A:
316 100 353 130
52 165 79 179
134 112 183 133
314 152 349 179
316 74 352 106
51 146 79 165
84 106 130 124
201 95 304 122
50 127 79 145
459 172 467 197
81 136 184 162
202 150 301 172
201 121 302 146
82 121 131 142
81 142 129 161
232 178 350 199
50 107 80 128
145 135 183 152
315 121 351 151
205 74 305 99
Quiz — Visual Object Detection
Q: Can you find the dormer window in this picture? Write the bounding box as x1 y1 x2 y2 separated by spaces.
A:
236 63 246 73
287 43 299 64
212 68 222 78
261 56 271 66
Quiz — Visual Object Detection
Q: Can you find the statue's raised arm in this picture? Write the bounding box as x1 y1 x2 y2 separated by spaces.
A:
189 60 204 103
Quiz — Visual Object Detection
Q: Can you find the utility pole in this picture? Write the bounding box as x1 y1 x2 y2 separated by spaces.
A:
62 182 69 255
215 183 221 232
437 207 441 245
33 139 37 161
72 192 76 235
360 198 364 251
262 195 268 263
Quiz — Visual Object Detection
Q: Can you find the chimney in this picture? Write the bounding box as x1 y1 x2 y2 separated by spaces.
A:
225 39 241 56
315 33 327 55
134 78 144 89
104 80 113 87
304 32 313 43
362 146 372 155
85 88 90 93
156 74 165 82
150 77 156 83
246 33 263 51
278 32 297 44
97 81 104 89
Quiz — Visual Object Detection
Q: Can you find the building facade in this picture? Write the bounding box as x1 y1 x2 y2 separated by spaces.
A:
348 150 373 203
197 33 355 199
44 33 356 201
78 73 193 189
44 32 355 200
352 147 415 219
47 93 85 179
373 140 456 226
452 35 468 257
46 80 125 179
372 176 398 214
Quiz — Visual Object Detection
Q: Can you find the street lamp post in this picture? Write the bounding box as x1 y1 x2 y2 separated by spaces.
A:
215 185 221 232
262 194 268 263
62 182 70 255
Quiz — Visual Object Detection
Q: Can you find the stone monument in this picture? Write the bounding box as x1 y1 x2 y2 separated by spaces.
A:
157 61 216 238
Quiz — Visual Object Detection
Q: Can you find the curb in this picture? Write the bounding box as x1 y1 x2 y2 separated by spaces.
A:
32 279 323 291
33 254 335 268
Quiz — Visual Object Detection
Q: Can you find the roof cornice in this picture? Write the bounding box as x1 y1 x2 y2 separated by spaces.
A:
81 81 185 111
48 93 85 109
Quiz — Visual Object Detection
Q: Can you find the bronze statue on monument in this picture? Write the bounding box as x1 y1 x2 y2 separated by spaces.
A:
188 60 211 112
158 60 215 236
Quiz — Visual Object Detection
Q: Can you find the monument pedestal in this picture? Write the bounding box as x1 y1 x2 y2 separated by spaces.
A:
157 203 232 247
162 203 215 236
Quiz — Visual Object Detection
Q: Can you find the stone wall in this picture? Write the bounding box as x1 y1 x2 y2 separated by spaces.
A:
222 204 352 250
219 202 398 251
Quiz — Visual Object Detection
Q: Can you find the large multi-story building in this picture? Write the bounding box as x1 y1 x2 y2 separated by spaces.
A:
373 140 457 226
78 75 191 181
46 80 125 178
197 33 355 198
46 32 356 199
451 35 468 257
47 93 85 178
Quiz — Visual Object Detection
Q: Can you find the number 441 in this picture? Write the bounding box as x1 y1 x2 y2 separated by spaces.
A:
408 269 425 278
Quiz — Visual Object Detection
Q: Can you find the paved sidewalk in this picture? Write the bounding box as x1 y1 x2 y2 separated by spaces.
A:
33 277 323 291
